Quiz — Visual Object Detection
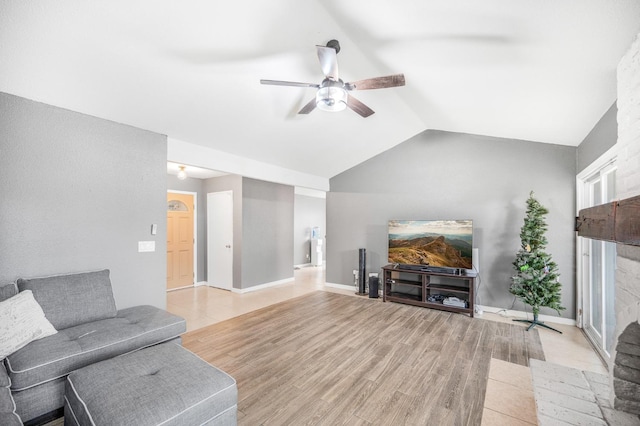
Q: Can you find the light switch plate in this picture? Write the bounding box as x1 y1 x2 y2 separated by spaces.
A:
138 241 155 252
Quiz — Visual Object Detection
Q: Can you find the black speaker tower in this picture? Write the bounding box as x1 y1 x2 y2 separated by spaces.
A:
357 248 367 295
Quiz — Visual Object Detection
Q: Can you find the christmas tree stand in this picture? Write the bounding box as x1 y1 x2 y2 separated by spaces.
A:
513 313 562 334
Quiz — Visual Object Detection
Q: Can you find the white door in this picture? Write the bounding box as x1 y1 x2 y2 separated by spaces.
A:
579 162 617 361
207 191 233 290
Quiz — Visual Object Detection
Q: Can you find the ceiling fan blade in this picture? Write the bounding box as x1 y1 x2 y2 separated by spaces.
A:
298 98 317 115
260 79 320 88
316 45 339 80
346 74 406 90
346 95 375 118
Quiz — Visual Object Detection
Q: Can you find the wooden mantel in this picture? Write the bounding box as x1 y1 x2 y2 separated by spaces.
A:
576 194 640 246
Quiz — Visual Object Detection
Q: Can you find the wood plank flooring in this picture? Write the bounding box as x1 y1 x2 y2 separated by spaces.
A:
183 291 545 425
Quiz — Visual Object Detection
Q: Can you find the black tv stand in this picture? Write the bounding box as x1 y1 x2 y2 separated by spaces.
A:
382 264 476 317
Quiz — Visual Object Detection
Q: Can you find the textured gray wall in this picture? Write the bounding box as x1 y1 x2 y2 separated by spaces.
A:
328 130 577 319
242 178 294 289
0 92 167 310
167 174 206 282
203 174 243 288
294 194 326 265
577 102 618 173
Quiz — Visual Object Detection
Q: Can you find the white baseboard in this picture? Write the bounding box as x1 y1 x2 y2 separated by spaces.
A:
324 282 356 292
294 263 323 268
195 281 207 287
231 277 294 294
478 305 576 326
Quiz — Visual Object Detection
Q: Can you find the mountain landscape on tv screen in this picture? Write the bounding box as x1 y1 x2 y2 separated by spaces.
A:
388 234 473 268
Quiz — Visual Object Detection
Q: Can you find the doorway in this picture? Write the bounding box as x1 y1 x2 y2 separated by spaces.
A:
578 159 617 361
207 190 233 290
167 192 196 290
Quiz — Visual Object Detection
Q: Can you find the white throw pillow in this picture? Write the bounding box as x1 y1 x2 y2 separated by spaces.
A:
0 290 57 360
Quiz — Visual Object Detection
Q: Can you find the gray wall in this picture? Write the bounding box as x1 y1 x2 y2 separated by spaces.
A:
0 92 167 310
294 194 326 265
167 174 206 282
577 102 618 173
328 130 577 319
242 178 294 289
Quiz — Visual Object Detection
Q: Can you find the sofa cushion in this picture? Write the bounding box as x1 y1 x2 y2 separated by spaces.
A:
6 305 186 391
65 343 237 426
0 282 18 302
0 290 58 360
1 361 23 426
17 269 117 329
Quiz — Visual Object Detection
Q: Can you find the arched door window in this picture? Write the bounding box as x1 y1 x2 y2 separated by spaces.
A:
167 200 189 212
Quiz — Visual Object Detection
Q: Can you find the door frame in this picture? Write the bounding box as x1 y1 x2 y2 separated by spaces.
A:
575 144 618 329
207 190 234 291
167 190 198 287
576 144 619 354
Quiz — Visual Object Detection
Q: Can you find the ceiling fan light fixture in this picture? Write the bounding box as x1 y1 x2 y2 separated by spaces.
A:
316 86 347 112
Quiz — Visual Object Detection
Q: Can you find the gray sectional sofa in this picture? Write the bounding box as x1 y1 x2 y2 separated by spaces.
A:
0 270 187 425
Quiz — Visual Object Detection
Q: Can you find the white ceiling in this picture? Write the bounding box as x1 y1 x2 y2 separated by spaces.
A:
2 1 639 184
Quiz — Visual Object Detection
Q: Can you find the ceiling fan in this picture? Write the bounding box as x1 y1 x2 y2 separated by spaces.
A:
260 40 405 118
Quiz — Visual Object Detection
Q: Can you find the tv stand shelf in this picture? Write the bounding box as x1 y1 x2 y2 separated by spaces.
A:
382 265 476 317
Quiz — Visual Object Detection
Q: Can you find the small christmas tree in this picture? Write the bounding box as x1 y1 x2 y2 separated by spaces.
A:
510 191 565 333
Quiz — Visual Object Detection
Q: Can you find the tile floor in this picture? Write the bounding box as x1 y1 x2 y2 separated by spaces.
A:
167 266 608 425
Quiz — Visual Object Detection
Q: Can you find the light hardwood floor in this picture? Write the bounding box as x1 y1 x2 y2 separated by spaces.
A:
168 266 607 425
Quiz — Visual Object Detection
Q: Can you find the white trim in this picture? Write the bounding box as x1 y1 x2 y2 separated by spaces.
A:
229 277 294 294
195 281 208 287
477 305 576 326
167 189 198 287
166 284 194 292
576 144 619 181
575 147 618 333
324 282 356 292
294 263 312 269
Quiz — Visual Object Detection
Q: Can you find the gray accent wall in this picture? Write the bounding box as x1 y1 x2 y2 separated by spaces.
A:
577 102 618 173
294 194 326 265
0 92 167 310
328 130 577 319
242 178 294 289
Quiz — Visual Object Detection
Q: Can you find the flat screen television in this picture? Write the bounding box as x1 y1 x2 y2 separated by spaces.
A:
388 220 473 269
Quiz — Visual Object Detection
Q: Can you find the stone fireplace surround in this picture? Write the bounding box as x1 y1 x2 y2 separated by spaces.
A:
612 244 640 415
611 32 640 416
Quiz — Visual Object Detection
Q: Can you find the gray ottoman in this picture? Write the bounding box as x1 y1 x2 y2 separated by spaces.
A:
64 343 237 426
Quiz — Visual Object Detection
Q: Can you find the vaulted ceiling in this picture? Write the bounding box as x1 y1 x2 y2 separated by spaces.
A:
2 1 639 188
